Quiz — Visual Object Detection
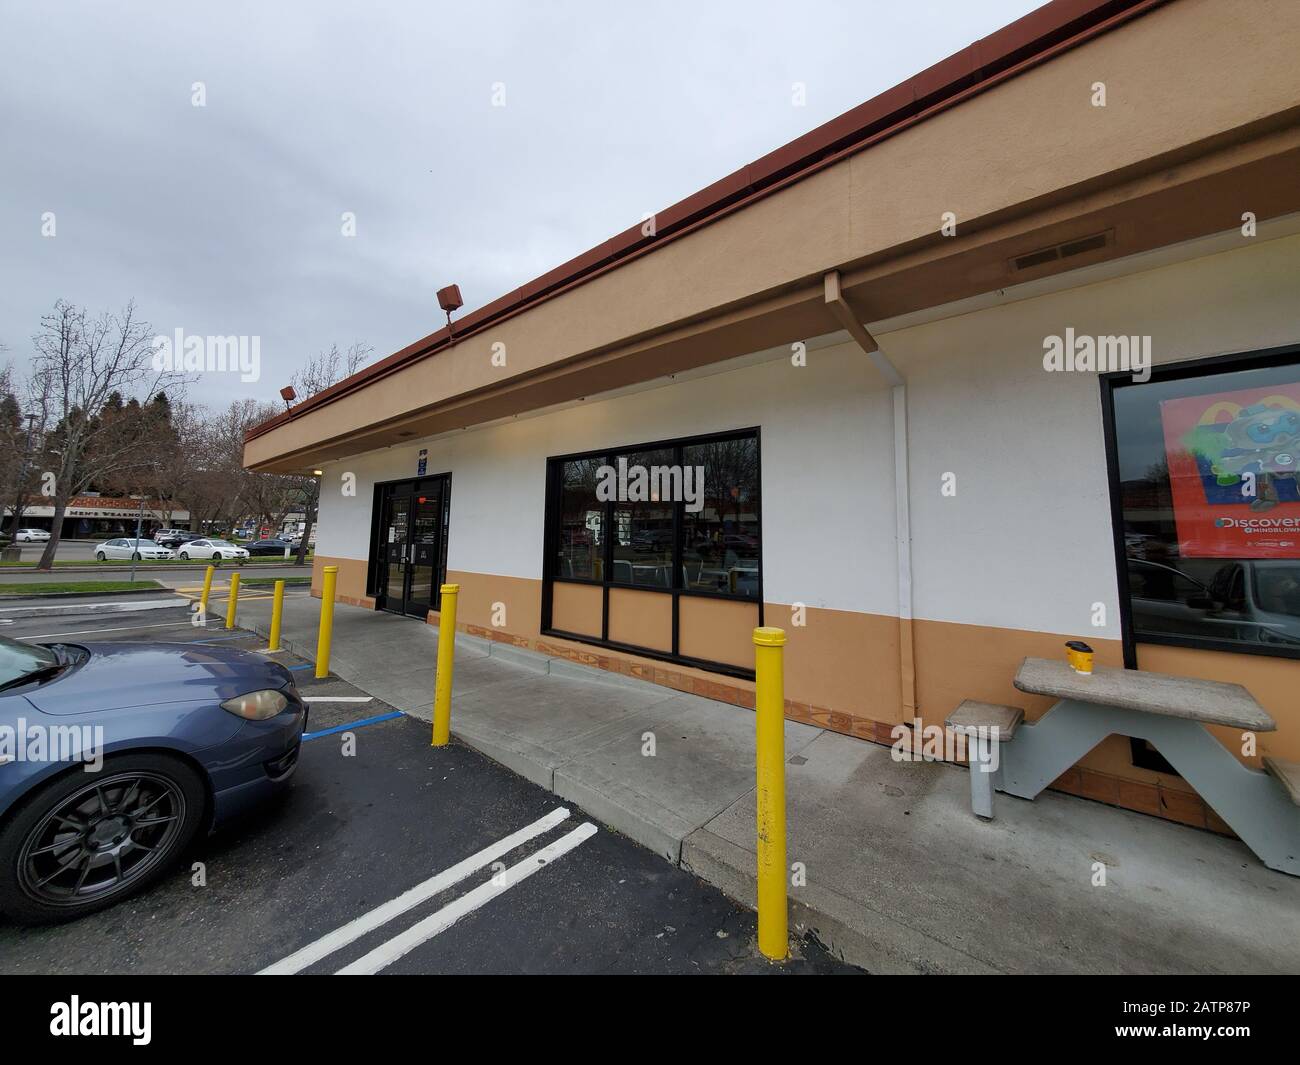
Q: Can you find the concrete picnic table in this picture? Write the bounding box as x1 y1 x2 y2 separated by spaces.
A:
1000 657 1298 875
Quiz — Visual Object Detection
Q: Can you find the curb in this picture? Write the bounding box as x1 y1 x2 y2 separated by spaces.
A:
0 594 190 619
679 826 995 974
0 562 313 575
0 586 173 602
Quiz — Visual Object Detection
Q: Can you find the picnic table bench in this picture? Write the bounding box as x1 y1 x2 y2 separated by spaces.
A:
944 657 1299 876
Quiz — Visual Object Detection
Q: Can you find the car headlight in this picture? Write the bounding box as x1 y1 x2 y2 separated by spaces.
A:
220 689 289 720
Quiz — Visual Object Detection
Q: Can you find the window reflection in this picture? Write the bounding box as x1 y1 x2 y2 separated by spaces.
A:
683 437 760 599
611 449 675 588
548 432 761 600
1113 357 1300 653
556 457 604 579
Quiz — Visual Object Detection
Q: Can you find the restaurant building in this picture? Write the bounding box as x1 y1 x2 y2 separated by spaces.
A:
244 0 1300 832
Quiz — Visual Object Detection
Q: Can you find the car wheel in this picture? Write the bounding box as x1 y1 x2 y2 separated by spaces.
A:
0 752 207 925
95 552 106 561
179 552 189 560
131 552 141 561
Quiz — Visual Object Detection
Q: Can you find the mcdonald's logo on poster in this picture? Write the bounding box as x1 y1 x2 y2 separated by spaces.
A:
1160 383 1300 558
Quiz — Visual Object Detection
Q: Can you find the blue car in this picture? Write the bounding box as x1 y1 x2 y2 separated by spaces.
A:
0 634 306 923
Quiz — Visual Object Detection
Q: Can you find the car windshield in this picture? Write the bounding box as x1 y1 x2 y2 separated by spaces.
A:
1253 564 1300 615
0 635 57 688
208 540 235 548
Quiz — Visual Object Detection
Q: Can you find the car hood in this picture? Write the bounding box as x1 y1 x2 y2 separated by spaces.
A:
23 641 294 716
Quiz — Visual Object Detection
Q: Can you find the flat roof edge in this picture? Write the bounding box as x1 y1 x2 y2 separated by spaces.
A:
246 0 1169 446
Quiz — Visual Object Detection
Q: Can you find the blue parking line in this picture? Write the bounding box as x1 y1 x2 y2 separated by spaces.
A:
287 664 313 671
302 710 404 742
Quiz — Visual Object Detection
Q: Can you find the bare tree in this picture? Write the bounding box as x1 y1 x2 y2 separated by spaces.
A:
135 397 203 530
0 362 53 540
289 341 372 400
209 399 301 535
284 341 373 564
30 300 181 570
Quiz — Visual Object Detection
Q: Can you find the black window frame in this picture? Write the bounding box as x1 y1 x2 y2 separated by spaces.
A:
1101 341 1300 669
540 426 763 680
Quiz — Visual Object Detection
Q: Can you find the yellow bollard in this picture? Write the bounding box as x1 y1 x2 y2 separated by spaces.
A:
431 584 460 747
224 571 240 630
753 626 788 961
200 564 215 615
315 565 337 679
268 579 285 651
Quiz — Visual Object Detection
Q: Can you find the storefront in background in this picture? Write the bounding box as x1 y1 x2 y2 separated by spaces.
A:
243 0 1300 832
2 497 189 539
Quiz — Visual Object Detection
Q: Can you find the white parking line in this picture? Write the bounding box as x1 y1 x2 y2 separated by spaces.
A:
0 597 186 614
17 619 215 639
257 807 574 976
336 822 598 975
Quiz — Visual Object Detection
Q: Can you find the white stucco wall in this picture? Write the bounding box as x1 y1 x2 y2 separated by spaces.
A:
317 230 1300 638
891 231 1300 638
317 340 900 615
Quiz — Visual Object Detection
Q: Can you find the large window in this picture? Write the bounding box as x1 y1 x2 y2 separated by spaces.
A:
1104 346 1300 661
546 429 761 599
542 428 763 675
682 437 760 597
556 456 604 580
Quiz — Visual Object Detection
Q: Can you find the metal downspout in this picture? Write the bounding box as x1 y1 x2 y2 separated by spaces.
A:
824 271 918 721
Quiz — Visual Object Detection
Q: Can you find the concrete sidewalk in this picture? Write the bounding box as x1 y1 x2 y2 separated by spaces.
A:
231 594 1300 974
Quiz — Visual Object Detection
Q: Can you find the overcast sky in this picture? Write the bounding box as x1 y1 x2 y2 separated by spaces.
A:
0 0 1042 409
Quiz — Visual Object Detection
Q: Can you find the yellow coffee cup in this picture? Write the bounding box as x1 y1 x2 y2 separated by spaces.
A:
1065 640 1095 674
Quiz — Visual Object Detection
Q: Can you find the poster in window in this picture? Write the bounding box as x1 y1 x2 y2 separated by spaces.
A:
1159 382 1300 558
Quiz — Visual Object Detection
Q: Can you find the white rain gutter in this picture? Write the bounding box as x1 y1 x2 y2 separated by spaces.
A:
824 271 917 718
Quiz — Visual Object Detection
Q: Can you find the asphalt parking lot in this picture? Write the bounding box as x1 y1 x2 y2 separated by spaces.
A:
0 604 857 974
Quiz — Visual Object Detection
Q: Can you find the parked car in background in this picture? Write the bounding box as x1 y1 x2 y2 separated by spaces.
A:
0 633 306 922
154 529 198 549
176 539 249 564
1204 559 1300 648
12 529 51 543
244 537 295 556
1128 557 1300 648
93 538 175 561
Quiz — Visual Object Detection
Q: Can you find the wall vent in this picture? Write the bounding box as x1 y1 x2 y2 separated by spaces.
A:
1011 230 1112 272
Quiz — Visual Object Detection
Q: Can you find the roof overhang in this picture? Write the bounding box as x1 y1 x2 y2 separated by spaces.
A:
244 0 1300 473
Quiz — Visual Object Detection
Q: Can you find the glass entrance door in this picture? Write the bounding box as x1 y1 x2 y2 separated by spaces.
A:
405 484 443 618
373 475 450 617
378 493 411 614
